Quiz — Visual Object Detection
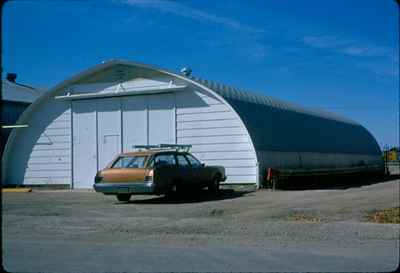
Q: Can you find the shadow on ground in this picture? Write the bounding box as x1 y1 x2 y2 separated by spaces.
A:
274 174 400 191
115 189 251 205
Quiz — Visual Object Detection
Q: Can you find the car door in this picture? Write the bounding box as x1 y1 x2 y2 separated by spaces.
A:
153 153 178 191
184 153 207 186
175 153 193 186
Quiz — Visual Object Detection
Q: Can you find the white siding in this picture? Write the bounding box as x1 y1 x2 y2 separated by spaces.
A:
179 135 250 145
6 99 71 185
176 89 257 184
178 127 246 137
190 143 252 152
177 119 243 130
177 111 236 122
177 104 229 114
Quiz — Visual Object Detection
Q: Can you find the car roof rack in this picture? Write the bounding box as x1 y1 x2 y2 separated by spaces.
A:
133 144 192 152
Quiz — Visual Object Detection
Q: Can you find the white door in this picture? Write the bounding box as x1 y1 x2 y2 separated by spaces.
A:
72 100 97 188
122 96 148 151
97 98 122 170
148 93 175 145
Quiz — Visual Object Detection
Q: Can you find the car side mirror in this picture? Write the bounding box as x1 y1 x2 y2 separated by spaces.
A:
201 163 205 167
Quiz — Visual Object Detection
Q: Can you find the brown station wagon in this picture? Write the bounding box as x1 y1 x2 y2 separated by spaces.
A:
93 144 226 202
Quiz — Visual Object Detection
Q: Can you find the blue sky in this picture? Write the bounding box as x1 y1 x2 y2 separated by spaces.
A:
3 0 399 148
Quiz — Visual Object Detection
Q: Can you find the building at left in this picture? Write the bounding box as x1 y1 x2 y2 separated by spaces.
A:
1 73 44 150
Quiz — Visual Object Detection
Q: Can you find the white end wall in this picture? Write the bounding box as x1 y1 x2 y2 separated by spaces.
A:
175 88 257 184
4 99 72 185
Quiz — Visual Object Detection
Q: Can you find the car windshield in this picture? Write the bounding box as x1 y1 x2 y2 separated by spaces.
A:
112 156 147 168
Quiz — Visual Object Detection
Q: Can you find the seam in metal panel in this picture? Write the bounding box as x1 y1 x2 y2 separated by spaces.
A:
146 96 149 145
177 126 242 131
33 147 71 151
95 100 99 172
177 110 230 116
119 97 123 153
225 174 258 177
177 133 248 139
192 149 253 154
25 169 70 172
29 162 70 165
174 92 177 144
177 118 237 123
183 141 249 146
203 157 255 161
30 155 70 159
25 176 70 179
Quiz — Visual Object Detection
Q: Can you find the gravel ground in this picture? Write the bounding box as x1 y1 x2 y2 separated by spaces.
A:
2 178 399 272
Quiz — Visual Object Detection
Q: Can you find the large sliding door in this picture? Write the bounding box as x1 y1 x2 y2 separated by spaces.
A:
72 93 176 188
122 96 148 152
72 100 97 188
148 93 175 145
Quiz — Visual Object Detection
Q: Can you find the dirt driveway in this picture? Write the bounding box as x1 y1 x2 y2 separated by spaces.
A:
3 178 399 272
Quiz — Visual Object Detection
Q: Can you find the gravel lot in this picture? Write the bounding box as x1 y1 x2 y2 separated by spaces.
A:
2 177 399 272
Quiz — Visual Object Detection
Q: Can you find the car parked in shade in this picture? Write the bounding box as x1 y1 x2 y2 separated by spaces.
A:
93 144 226 202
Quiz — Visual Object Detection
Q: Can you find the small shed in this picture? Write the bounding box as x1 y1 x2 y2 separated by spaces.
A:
2 60 383 188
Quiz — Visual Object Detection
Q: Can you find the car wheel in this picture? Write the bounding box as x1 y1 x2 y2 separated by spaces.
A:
208 176 220 194
116 194 131 202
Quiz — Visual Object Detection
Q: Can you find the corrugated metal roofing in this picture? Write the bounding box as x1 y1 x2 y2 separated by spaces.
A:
189 76 356 124
188 76 381 155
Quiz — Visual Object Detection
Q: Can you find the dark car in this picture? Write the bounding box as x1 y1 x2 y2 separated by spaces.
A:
93 145 226 202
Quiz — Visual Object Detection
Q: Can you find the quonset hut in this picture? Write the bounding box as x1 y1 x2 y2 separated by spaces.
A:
2 59 383 188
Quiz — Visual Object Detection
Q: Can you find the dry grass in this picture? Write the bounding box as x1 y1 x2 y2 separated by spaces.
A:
367 207 400 224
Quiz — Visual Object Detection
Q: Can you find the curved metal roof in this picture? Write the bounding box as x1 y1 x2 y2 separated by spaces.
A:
188 76 381 155
4 59 381 170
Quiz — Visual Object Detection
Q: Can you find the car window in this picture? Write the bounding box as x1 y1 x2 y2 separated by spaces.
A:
112 156 147 168
153 154 176 167
185 154 202 167
176 154 190 167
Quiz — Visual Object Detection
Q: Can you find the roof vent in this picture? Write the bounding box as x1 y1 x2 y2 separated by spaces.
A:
180 67 192 76
6 73 17 82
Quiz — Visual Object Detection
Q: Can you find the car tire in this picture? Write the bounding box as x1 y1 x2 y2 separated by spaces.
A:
116 194 131 202
208 176 220 194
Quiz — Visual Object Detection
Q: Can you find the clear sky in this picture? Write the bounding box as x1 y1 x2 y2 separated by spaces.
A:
3 0 399 148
